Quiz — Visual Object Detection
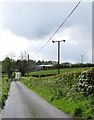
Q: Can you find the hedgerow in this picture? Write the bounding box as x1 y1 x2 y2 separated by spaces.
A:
1 78 11 109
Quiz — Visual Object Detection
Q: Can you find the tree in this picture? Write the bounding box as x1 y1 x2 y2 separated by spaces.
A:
3 57 15 79
37 60 42 65
8 52 15 60
16 52 29 76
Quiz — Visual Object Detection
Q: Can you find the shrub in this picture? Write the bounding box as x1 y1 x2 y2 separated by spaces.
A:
77 68 94 96
2 78 11 108
74 107 83 117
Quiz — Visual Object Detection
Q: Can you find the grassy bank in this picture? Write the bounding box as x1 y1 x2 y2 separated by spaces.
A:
0 81 1 112
0 75 11 112
21 67 94 119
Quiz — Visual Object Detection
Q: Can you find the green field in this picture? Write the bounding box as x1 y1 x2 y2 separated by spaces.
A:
21 67 94 119
30 67 86 76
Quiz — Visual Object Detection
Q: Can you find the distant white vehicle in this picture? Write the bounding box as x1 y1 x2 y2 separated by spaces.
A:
15 72 21 81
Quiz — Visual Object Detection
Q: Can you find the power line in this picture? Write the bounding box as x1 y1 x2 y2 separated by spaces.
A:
31 0 83 57
26 1 52 28
6 3 45 36
81 55 84 63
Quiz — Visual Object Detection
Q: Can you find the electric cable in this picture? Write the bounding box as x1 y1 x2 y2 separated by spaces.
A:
31 0 83 57
26 1 52 28
6 3 45 36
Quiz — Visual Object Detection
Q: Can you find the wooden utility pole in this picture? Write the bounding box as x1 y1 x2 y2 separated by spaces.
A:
28 54 29 77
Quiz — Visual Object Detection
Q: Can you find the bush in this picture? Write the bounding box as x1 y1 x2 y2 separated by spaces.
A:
74 107 83 117
2 78 11 109
77 68 94 96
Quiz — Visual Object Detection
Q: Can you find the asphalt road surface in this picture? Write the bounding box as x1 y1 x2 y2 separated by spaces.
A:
2 81 70 118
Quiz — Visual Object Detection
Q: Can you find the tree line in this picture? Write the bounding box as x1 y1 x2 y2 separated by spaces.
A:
2 53 94 79
2 56 55 79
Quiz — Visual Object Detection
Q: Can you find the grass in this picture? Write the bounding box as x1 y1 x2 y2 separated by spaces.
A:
21 67 94 119
30 67 86 76
0 73 11 112
52 97 93 118
0 62 2 112
0 62 11 112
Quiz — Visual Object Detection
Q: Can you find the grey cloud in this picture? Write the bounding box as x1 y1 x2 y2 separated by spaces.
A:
2 2 91 40
1 2 92 63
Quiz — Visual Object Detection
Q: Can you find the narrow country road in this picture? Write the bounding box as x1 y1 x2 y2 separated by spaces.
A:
2 81 70 118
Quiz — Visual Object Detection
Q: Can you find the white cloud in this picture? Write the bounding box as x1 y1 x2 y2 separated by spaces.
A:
31 24 92 63
0 23 92 63
0 0 93 2
34 24 91 63
0 29 31 60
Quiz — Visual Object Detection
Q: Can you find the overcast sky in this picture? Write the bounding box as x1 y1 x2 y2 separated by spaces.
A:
0 0 93 63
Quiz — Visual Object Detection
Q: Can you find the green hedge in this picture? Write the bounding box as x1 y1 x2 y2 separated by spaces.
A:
0 77 11 112
76 68 94 96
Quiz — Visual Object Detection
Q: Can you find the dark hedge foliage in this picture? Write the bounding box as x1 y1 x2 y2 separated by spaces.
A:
77 68 94 96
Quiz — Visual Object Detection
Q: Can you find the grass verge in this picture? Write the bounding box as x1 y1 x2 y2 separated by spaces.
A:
0 76 11 112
